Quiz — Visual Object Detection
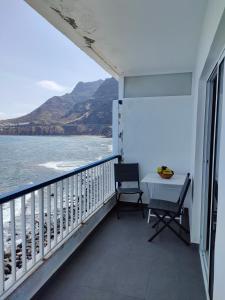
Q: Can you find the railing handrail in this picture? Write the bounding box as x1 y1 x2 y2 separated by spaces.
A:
0 154 121 204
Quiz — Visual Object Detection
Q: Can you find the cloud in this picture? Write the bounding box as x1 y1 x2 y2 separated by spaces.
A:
36 80 67 92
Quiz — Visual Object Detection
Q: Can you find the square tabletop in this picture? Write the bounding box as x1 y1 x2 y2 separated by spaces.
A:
141 172 186 186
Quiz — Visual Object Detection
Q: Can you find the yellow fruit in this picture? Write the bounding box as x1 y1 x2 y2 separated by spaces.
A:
163 169 173 174
157 167 162 173
157 166 174 175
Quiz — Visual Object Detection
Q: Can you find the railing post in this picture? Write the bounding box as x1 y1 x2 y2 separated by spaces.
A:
53 183 57 246
96 167 99 208
79 173 82 223
80 172 83 222
59 181 63 240
86 171 90 217
21 195 27 273
109 161 112 195
75 174 78 227
94 168 97 209
46 186 51 252
65 179 69 235
38 189 44 258
31 192 36 265
106 162 109 198
103 163 105 202
70 176 74 231
10 200 16 282
0 205 4 294
83 171 87 220
100 165 104 204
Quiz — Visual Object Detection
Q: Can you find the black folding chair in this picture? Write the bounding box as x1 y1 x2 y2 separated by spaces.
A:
148 173 191 245
114 163 145 219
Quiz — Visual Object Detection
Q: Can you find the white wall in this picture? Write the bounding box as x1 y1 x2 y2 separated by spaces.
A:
120 96 193 205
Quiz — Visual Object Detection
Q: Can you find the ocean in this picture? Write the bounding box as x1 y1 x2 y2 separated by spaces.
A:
0 135 112 195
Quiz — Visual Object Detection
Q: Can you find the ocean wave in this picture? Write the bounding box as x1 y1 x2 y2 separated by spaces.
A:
38 160 89 171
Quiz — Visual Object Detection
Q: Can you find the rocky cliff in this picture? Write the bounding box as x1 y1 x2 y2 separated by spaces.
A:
0 78 118 137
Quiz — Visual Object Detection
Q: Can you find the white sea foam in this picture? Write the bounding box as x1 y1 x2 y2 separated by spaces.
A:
108 144 112 152
39 160 90 171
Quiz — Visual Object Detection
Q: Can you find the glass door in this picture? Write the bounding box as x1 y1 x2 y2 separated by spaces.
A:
202 59 224 299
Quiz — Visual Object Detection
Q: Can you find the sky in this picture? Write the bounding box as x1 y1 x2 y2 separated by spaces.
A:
0 0 109 119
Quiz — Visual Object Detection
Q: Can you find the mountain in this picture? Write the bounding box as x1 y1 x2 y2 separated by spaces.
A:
0 78 118 137
2 79 103 124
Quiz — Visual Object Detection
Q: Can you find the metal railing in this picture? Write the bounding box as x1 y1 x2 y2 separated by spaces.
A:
0 155 120 297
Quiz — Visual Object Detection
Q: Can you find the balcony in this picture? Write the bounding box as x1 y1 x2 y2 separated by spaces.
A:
0 155 206 299
34 210 206 300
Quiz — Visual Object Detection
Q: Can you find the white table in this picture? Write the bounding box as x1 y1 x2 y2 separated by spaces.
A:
141 172 186 223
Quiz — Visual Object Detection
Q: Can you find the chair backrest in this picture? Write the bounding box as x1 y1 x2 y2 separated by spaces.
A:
114 163 140 187
177 173 191 209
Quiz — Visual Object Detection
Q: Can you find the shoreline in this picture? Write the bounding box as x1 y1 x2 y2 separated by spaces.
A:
0 134 112 138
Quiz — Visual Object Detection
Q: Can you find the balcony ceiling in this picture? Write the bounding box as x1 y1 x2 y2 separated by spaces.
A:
26 0 207 78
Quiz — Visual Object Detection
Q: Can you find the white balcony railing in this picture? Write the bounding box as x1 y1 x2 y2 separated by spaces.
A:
0 155 120 298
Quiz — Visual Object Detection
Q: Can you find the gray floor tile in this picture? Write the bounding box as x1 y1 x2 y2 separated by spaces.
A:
33 210 206 300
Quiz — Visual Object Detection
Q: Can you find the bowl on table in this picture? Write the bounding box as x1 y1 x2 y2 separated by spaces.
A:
157 166 174 179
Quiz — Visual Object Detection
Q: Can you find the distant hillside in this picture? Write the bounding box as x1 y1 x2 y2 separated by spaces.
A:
0 78 118 137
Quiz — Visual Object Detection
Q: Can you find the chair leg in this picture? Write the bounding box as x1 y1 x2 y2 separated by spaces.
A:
138 192 145 218
148 211 189 245
152 219 159 228
152 214 166 228
174 218 189 233
116 192 145 219
151 212 189 233
167 212 189 233
166 222 190 245
148 222 167 242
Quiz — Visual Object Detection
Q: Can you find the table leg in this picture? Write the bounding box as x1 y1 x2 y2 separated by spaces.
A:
147 209 151 223
146 183 153 223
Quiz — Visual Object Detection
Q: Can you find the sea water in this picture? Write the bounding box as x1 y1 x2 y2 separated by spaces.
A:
0 135 112 242
0 135 112 194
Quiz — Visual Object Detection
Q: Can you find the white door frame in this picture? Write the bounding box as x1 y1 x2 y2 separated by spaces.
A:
200 50 225 299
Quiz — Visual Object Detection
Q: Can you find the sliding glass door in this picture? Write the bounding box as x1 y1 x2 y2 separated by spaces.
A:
201 58 224 299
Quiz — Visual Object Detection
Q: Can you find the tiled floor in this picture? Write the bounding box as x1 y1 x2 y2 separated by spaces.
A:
33 210 206 300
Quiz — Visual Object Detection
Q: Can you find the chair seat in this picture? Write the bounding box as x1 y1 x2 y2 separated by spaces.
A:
117 187 143 194
148 199 179 213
